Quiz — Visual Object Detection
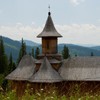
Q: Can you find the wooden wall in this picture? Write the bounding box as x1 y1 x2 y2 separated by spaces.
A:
11 81 27 97
10 81 100 97
42 37 57 54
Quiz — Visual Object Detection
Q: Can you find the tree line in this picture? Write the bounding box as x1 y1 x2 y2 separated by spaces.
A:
0 37 71 73
0 36 96 75
0 37 71 74
0 37 41 75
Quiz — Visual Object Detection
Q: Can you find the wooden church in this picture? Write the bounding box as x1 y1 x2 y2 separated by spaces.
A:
6 11 100 96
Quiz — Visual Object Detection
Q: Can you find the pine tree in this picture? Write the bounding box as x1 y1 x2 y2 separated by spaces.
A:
17 38 27 64
31 48 34 57
75 54 77 57
7 53 16 74
91 52 94 56
0 36 4 56
62 45 70 59
0 36 8 74
35 47 40 59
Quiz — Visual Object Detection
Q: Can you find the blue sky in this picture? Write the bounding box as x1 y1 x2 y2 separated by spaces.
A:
0 0 100 45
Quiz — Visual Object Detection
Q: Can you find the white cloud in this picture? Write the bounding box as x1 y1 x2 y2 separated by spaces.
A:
56 24 100 45
0 23 100 45
0 23 42 43
69 0 85 6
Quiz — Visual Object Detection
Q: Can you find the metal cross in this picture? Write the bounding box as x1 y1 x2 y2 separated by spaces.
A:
48 5 50 12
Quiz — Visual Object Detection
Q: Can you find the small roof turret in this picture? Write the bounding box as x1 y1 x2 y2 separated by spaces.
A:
37 12 62 38
29 57 63 83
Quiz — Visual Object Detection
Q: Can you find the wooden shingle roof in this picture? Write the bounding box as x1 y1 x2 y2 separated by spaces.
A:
59 57 100 81
37 12 62 38
6 55 36 81
6 55 100 82
29 57 63 83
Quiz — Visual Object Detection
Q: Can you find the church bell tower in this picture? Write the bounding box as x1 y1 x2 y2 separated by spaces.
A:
37 11 62 55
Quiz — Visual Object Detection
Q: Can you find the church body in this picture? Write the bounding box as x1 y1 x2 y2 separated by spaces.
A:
6 11 100 95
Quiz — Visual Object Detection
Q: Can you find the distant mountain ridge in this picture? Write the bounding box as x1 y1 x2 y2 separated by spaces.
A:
23 40 40 47
90 46 100 51
2 36 38 62
58 43 100 56
1 36 100 62
76 44 98 47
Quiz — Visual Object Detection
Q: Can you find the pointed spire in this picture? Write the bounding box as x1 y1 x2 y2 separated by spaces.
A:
37 10 62 38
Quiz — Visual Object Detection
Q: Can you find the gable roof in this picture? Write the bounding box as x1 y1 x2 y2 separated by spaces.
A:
5 55 36 81
37 12 62 38
29 57 63 83
59 57 100 81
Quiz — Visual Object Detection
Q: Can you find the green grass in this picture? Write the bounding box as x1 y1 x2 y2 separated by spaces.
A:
0 74 100 100
0 90 100 100
0 87 100 100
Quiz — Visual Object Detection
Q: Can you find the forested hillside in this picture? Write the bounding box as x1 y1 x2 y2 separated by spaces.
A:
2 36 100 62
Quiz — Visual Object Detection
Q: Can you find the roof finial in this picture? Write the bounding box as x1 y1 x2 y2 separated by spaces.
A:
48 5 50 12
48 5 51 16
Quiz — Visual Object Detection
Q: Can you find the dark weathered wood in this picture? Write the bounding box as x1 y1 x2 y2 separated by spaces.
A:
11 81 100 97
42 37 57 54
11 81 27 97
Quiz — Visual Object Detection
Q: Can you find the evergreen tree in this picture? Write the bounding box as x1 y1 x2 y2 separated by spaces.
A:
62 45 70 59
17 38 27 64
35 47 40 59
0 36 4 56
12 62 16 70
7 53 16 74
75 54 77 57
0 36 8 74
31 48 34 57
9 53 13 67
91 52 94 56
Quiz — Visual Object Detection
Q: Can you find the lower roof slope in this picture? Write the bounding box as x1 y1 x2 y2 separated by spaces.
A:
29 57 63 83
6 55 36 81
6 55 100 82
59 57 100 81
